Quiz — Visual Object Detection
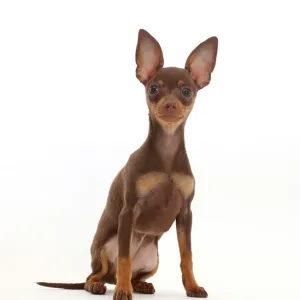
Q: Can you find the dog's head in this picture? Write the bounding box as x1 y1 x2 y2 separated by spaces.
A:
135 29 218 134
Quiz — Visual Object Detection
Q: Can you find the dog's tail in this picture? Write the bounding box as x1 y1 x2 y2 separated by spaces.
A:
36 281 85 289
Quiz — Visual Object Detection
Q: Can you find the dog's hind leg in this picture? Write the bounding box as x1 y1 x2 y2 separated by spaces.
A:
84 248 110 294
85 211 119 295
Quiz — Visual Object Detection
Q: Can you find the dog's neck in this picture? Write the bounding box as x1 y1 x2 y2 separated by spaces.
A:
146 114 185 170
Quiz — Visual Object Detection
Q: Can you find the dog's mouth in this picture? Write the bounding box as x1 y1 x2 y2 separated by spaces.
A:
157 114 183 123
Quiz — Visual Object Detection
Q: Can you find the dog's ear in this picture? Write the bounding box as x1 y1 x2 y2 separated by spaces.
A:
185 36 218 89
136 29 164 84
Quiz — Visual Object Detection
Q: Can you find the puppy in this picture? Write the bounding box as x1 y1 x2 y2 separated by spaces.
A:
37 29 218 300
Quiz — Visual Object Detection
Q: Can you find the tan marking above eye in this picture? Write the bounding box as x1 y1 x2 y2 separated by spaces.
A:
136 172 168 197
177 80 185 86
171 173 195 199
156 80 164 87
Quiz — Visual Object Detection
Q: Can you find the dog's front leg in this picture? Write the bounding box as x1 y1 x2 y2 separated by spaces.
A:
176 204 208 298
114 204 134 300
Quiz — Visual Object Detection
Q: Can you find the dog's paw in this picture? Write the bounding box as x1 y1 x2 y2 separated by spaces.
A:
113 289 132 300
186 286 208 298
84 281 107 294
132 280 155 294
113 284 133 300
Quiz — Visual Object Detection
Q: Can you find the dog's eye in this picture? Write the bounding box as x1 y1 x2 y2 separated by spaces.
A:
149 85 159 95
182 87 192 98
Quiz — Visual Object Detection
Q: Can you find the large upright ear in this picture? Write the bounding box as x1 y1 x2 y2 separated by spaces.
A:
135 29 164 84
185 36 218 89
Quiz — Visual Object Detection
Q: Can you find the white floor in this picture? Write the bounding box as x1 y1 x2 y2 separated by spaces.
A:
2 214 300 300
3 287 192 300
2 284 299 300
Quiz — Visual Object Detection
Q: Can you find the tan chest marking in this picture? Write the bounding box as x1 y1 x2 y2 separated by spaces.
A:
136 172 194 199
171 173 195 199
136 172 168 197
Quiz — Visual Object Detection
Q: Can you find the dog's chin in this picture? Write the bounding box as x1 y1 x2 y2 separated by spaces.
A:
157 115 183 124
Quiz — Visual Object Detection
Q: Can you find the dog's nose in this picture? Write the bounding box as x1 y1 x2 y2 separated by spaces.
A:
163 100 178 114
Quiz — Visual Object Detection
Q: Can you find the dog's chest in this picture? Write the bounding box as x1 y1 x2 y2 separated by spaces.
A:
133 172 194 234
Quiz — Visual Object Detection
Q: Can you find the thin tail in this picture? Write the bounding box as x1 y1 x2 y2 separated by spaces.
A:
36 281 85 290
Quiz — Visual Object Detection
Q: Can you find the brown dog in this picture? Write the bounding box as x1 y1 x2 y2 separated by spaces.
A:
37 29 218 299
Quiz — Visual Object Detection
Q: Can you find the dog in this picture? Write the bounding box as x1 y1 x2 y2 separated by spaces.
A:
37 29 218 300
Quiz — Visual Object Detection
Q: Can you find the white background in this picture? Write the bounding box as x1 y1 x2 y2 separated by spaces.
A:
1 1 300 300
